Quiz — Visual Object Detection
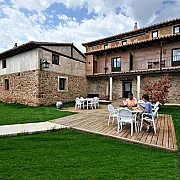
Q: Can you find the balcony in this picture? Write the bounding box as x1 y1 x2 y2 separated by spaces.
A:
92 56 180 75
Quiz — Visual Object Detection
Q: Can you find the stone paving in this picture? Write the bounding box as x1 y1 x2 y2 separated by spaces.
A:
0 122 68 136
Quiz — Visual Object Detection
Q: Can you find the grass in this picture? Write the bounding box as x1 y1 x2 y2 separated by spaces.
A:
0 129 178 180
62 102 75 108
159 105 180 177
0 102 179 179
0 102 76 125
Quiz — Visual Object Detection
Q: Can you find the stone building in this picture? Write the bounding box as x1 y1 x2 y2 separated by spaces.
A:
0 41 87 106
82 18 180 104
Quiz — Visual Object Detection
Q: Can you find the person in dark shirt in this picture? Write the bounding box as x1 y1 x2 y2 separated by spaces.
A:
138 94 153 131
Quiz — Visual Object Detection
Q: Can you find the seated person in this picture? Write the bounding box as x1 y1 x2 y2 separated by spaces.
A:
121 93 137 108
138 94 153 131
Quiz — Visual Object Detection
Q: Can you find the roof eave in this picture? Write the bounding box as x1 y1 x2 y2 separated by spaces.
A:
82 18 180 46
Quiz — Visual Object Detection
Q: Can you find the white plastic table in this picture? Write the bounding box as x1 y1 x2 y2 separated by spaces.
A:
80 98 94 109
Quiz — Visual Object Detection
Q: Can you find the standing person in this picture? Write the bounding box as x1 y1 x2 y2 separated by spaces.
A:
122 92 137 108
138 94 153 131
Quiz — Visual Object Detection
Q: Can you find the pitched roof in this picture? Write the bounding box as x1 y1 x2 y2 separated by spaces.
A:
85 33 180 55
0 41 85 60
82 18 180 46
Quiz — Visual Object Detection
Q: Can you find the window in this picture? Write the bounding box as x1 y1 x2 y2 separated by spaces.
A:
148 62 153 69
122 40 127 45
172 49 180 61
5 79 9 90
173 25 180 34
104 44 108 49
2 59 6 69
52 54 59 65
152 30 158 38
112 57 121 72
58 76 68 91
172 48 180 66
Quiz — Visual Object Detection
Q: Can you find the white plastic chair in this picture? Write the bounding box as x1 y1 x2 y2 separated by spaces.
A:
75 98 83 109
80 97 85 109
87 99 94 109
140 107 159 133
107 104 118 126
138 100 145 108
123 100 126 105
117 108 137 136
93 97 99 109
152 101 160 117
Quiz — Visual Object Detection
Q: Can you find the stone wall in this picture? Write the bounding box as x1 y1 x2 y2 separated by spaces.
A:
141 73 180 104
87 73 180 104
0 69 87 106
38 70 87 106
0 70 39 106
87 78 109 99
87 76 137 100
168 73 180 103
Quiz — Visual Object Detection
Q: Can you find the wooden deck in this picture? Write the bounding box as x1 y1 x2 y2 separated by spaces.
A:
52 105 178 152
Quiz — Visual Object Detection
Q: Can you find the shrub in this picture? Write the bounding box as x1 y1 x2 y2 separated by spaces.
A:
141 74 171 104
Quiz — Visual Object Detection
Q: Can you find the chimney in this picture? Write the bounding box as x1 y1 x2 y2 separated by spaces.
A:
134 23 138 30
13 43 17 48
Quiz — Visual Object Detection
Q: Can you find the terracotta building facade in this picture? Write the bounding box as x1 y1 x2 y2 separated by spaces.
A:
82 18 180 104
0 42 87 106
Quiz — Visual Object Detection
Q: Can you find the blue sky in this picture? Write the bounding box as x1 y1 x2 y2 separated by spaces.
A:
0 0 179 52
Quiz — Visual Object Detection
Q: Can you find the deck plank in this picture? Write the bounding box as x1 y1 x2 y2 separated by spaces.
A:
53 107 178 152
151 115 161 146
163 114 169 148
157 114 164 147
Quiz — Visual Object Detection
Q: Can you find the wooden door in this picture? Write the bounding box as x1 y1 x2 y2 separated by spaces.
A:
123 81 132 98
93 60 97 74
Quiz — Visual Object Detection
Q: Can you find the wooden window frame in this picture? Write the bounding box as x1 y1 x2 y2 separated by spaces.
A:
152 30 158 38
148 62 153 69
122 40 127 45
58 76 68 92
112 57 121 72
2 59 6 69
52 54 59 65
5 79 9 90
104 44 108 49
173 25 180 34
172 48 180 66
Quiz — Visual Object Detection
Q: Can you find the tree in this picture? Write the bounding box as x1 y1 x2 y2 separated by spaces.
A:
141 74 172 104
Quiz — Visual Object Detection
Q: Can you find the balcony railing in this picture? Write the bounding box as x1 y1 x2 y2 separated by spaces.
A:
93 56 179 74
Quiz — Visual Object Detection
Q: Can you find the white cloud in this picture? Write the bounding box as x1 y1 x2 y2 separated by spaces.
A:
0 0 180 53
11 0 56 12
57 14 69 21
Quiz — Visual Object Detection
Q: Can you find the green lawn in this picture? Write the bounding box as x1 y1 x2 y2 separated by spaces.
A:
0 102 75 125
0 129 178 180
0 103 179 179
159 105 180 178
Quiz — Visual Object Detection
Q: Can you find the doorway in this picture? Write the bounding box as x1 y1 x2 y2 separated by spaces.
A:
130 53 133 70
123 81 132 98
93 60 97 74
